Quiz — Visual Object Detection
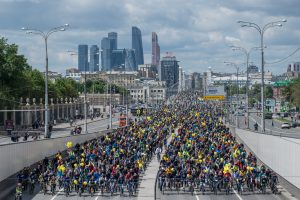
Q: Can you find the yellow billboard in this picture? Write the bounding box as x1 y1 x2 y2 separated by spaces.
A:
204 95 225 100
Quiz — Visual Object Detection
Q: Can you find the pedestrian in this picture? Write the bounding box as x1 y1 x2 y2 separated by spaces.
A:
155 146 162 162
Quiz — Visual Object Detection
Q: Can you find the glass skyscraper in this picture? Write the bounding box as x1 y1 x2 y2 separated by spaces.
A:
108 32 117 50
78 44 88 72
160 55 179 88
152 32 160 67
101 32 118 71
101 37 112 71
89 45 99 72
132 26 144 65
111 48 137 71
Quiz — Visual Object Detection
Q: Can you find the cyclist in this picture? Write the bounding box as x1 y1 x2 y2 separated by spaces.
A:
15 183 23 200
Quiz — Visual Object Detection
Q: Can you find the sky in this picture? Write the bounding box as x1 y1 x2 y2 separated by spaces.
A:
1 0 300 75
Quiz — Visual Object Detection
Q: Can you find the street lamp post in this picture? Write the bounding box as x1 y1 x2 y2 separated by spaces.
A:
224 62 240 128
238 19 287 133
22 24 69 138
68 51 99 133
231 46 260 129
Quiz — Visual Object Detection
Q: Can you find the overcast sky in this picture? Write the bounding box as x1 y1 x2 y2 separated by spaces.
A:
1 0 300 75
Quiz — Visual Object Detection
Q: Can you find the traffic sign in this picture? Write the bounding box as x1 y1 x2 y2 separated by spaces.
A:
5 120 14 131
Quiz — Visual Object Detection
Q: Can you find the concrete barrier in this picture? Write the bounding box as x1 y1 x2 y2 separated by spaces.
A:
235 128 300 189
0 129 111 182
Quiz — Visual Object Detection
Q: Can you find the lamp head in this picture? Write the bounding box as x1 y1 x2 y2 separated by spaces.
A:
276 23 283 27
60 28 66 31
21 27 27 30
64 24 69 27
282 19 287 23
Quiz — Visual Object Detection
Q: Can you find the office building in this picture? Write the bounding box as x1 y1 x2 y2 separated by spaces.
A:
132 26 144 65
138 64 157 79
78 44 88 72
111 49 137 71
101 37 112 71
160 54 179 89
248 65 259 74
152 32 160 67
89 45 99 72
108 32 118 50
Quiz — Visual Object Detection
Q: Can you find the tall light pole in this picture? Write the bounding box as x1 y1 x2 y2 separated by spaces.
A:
224 61 241 128
68 50 99 134
22 24 69 138
109 71 113 129
231 46 260 129
238 19 287 133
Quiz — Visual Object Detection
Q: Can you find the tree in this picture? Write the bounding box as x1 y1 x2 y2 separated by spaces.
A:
265 85 274 99
0 37 31 109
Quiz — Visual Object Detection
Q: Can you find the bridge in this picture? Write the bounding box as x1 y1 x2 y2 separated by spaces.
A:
0 96 300 200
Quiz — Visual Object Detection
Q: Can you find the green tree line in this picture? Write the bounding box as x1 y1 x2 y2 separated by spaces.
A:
0 37 127 109
282 78 300 107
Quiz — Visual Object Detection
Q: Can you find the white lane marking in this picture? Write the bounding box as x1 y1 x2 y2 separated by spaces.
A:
50 188 64 200
94 189 102 200
194 191 200 200
232 188 243 200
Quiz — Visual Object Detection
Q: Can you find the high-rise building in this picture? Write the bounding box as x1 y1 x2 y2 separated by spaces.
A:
160 54 179 89
111 48 137 71
108 32 118 50
101 37 112 71
132 26 144 65
78 44 88 72
89 45 99 72
248 65 259 74
101 32 118 71
152 32 160 67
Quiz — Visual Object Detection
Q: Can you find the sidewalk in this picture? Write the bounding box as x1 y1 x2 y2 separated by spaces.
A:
137 130 174 200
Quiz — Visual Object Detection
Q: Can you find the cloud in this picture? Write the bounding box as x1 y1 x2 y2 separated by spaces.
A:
0 0 299 75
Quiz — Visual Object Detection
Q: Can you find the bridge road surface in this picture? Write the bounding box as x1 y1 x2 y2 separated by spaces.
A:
5 184 290 200
5 127 296 200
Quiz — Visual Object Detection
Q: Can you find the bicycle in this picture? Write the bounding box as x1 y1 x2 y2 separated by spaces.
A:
42 182 47 195
199 180 206 195
28 179 35 194
15 192 22 200
50 183 56 196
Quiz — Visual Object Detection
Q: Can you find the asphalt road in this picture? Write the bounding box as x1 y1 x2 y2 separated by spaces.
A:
230 110 300 138
8 185 288 200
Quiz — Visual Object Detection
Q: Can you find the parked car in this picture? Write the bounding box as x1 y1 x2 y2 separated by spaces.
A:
281 122 291 129
291 122 298 128
264 112 273 119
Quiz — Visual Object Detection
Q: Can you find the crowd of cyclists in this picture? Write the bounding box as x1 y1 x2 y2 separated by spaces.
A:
14 94 187 199
158 100 279 195
14 91 279 199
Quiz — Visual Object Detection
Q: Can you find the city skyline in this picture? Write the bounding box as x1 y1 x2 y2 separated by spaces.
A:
1 0 300 75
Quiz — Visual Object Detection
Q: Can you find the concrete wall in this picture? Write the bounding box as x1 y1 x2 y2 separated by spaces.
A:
0 130 110 182
235 128 300 189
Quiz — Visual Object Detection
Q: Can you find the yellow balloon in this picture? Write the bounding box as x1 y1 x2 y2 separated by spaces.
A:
80 162 84 167
66 141 73 148
74 163 78 168
83 181 87 186
73 180 78 185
